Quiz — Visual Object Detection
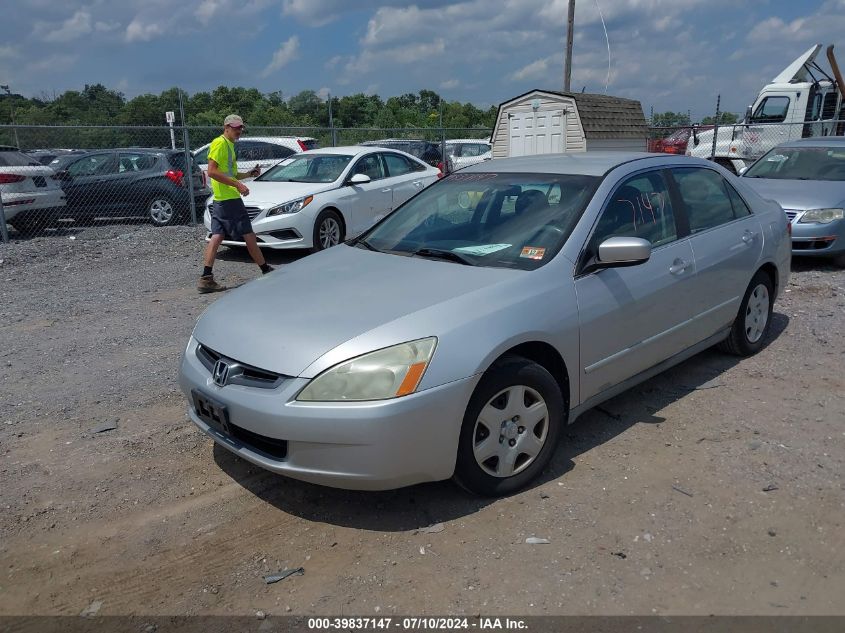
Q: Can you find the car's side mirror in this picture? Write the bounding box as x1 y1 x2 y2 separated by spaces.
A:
692 127 699 146
738 166 748 176
597 236 651 267
55 170 71 181
744 105 753 123
348 173 370 185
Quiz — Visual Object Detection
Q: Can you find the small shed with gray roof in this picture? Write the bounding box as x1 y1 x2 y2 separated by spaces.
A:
491 89 648 158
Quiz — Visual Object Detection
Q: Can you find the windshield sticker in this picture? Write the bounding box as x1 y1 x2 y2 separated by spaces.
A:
766 154 788 162
520 246 546 260
453 244 511 256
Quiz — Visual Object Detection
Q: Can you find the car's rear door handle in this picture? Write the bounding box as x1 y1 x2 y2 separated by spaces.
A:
413 181 423 187
742 230 758 244
669 258 690 275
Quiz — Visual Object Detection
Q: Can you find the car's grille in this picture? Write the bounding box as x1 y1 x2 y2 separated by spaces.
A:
784 209 800 223
245 206 262 220
792 237 837 251
196 344 286 389
227 423 288 460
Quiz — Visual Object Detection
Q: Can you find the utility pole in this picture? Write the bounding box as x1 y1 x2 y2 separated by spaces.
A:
1 85 20 149
564 0 575 92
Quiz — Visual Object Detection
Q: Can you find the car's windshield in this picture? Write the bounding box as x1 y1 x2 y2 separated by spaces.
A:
257 154 352 183
357 172 598 270
744 146 845 181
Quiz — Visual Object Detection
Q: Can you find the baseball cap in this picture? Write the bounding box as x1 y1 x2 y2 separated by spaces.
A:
223 114 244 128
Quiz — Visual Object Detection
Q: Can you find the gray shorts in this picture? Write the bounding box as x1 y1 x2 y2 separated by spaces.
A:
210 198 253 240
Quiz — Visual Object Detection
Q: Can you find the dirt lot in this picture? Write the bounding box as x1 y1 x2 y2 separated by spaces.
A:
0 224 843 618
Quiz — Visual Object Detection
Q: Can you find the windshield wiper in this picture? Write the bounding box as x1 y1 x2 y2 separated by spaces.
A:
353 238 380 252
412 248 474 265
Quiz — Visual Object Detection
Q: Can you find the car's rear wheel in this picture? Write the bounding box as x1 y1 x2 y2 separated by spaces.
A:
9 215 50 236
719 270 774 356
147 196 178 226
454 356 565 496
312 209 344 251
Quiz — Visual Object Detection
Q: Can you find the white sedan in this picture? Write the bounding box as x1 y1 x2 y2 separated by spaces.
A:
203 146 441 250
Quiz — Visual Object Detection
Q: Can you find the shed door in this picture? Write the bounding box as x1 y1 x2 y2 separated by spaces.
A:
508 109 565 156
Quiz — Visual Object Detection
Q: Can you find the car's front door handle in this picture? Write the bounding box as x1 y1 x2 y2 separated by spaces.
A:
413 181 423 187
669 258 690 275
741 230 758 244
381 188 392 193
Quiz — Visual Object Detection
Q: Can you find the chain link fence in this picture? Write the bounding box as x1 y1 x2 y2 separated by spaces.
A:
3 121 844 243
0 124 494 242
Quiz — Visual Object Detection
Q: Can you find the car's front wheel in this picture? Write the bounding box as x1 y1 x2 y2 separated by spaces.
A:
312 209 344 251
454 356 565 496
719 270 774 356
147 196 178 227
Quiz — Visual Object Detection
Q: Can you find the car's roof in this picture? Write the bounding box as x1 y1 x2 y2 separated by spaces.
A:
777 137 845 149
445 139 491 144
302 145 422 157
459 152 712 176
361 139 435 145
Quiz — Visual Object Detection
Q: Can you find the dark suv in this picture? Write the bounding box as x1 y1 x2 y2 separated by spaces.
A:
50 148 211 226
360 139 450 173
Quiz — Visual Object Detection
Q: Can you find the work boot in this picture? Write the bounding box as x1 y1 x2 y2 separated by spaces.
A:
198 274 226 294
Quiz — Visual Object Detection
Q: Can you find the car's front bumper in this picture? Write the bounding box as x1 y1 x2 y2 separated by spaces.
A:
203 207 311 249
789 215 845 257
179 337 478 490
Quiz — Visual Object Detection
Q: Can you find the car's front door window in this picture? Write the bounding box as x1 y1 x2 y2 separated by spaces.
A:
68 153 115 177
352 155 385 181
590 171 678 250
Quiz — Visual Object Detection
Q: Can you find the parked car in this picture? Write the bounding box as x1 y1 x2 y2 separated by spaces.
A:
24 148 87 166
180 152 790 495
360 139 449 174
740 137 845 266
0 146 66 234
444 139 492 170
648 126 714 155
203 146 440 250
49 148 210 226
193 136 318 180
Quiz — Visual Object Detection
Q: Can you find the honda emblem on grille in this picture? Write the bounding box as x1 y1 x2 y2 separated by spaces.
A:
212 360 230 387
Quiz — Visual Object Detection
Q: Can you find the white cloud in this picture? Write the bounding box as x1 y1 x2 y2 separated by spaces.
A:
261 36 300 77
36 10 93 43
0 45 18 59
316 87 331 100
196 0 223 25
95 21 120 33
346 39 445 74
509 56 558 82
126 18 165 42
440 79 459 90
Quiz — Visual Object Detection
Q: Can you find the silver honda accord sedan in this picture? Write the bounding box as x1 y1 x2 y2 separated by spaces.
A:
179 152 790 496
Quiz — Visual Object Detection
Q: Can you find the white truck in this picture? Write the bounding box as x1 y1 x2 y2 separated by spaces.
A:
688 44 845 173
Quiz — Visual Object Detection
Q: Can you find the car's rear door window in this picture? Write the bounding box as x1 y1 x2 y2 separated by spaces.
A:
67 153 116 177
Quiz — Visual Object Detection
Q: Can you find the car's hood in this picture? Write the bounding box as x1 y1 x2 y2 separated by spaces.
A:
192 245 520 377
244 180 338 208
741 178 845 210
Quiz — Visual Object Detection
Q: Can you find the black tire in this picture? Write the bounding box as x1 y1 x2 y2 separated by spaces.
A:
312 209 344 251
147 196 178 227
719 270 774 356
9 215 50 236
454 356 565 496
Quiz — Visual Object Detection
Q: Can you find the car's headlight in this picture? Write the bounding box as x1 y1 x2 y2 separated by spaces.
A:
798 208 844 224
268 195 313 216
297 337 437 402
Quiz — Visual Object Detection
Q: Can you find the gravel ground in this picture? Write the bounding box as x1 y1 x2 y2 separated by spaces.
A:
0 222 843 617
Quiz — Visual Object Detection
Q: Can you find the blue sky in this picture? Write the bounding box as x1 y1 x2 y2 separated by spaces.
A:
2 0 844 120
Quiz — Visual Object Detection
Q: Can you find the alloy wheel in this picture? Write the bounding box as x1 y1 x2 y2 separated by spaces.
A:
149 199 175 224
319 217 341 249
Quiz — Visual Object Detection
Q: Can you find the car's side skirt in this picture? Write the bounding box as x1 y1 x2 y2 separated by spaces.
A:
568 328 731 424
